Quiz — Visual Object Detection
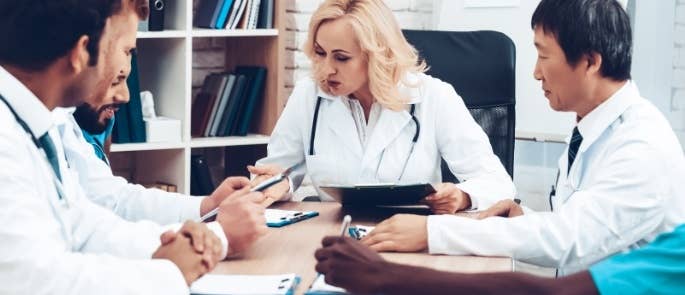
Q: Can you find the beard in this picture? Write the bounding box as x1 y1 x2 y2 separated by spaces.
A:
73 103 110 134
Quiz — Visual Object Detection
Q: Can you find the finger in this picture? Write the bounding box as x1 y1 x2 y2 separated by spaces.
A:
159 230 176 245
322 236 344 247
224 176 251 189
424 192 438 201
436 186 456 198
247 165 279 175
224 186 253 202
247 191 268 204
314 247 331 261
368 240 397 252
315 260 331 274
181 222 206 252
360 232 390 247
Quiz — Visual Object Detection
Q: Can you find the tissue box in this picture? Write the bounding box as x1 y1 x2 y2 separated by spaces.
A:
144 116 181 143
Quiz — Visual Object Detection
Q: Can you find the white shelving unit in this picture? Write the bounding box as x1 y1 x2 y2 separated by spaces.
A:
109 0 285 194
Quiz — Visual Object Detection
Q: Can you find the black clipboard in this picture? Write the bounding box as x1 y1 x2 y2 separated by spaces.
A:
319 183 437 206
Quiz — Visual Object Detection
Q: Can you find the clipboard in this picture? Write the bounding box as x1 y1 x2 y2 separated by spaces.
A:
265 209 319 227
319 183 437 206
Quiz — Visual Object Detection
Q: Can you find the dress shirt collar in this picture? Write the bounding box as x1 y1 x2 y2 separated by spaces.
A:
0 65 54 138
568 80 641 154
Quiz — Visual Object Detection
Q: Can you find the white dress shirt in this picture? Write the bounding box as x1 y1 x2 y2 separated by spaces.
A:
257 73 516 209
427 81 685 275
0 66 226 294
53 107 203 224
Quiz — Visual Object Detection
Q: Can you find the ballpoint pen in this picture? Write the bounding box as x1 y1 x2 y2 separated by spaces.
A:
312 215 352 286
199 162 304 222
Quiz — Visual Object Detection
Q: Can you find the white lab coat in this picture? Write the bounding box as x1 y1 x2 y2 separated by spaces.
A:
0 66 226 294
427 81 685 275
53 107 203 224
258 73 515 209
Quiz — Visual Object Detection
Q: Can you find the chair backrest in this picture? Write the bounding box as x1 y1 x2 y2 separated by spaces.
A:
402 30 516 180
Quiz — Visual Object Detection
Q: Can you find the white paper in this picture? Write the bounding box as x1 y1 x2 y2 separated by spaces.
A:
190 273 297 295
264 209 313 224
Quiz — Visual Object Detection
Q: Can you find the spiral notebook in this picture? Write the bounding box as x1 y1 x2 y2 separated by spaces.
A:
190 273 299 295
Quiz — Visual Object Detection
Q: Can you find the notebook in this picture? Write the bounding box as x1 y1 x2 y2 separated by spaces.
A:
190 273 299 295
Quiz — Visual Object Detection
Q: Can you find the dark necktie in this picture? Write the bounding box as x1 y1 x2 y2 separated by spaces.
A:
567 127 583 174
39 133 62 182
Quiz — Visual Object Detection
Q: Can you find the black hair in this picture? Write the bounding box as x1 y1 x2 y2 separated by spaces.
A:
0 0 126 71
531 0 632 80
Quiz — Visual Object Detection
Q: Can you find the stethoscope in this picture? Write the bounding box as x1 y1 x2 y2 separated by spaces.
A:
0 94 67 202
308 96 420 181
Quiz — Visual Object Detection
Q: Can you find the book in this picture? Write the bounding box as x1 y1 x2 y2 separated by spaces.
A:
225 0 244 29
227 0 249 29
191 274 299 295
204 73 229 137
214 0 235 29
236 0 252 29
234 66 267 136
126 52 146 143
209 74 237 136
195 0 223 28
218 74 248 136
112 97 131 143
191 74 219 137
257 0 273 29
247 0 262 29
190 154 215 196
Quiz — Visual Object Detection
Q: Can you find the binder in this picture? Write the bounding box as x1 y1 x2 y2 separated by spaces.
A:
265 209 319 227
112 101 131 143
190 155 215 195
214 0 235 29
204 73 229 137
209 74 236 136
257 0 273 29
126 52 146 143
218 74 247 136
234 66 266 136
195 0 222 28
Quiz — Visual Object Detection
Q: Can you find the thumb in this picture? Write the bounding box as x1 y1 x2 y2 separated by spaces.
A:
160 230 177 245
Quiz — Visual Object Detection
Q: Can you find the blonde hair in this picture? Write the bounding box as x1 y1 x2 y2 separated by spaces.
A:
303 0 427 110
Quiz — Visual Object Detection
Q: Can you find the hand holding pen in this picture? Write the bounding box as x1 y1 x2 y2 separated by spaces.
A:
247 162 304 207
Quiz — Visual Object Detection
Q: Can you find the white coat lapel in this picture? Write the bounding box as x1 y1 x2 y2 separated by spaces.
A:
361 107 412 166
323 98 363 158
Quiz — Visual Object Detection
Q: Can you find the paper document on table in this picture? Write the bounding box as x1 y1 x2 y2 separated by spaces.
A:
306 274 347 294
265 209 319 227
190 273 299 295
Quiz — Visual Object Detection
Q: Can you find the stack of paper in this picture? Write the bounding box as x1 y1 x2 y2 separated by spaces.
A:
190 273 299 295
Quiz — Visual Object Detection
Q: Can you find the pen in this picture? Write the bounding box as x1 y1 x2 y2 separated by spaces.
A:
199 162 305 222
313 215 352 285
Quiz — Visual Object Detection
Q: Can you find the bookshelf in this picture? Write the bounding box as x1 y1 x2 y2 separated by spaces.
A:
109 0 285 194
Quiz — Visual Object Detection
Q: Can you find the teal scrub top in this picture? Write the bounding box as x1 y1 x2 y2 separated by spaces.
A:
590 224 685 294
81 115 115 165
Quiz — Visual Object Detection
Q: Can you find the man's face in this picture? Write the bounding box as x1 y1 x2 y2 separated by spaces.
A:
73 69 130 134
533 27 588 113
66 5 138 109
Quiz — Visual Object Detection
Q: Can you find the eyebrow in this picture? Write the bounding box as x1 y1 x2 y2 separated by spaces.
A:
314 43 351 54
534 42 544 49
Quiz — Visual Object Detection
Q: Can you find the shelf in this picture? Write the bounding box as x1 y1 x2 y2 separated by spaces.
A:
137 30 187 39
191 28 278 38
190 134 270 148
110 141 186 152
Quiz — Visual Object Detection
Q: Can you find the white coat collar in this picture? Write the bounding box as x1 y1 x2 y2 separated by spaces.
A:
314 72 425 167
570 80 641 155
0 65 54 139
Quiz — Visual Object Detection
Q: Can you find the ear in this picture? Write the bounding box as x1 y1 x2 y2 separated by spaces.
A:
584 52 602 76
68 35 91 74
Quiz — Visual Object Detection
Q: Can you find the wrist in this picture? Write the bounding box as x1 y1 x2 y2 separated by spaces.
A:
459 192 472 211
199 196 216 216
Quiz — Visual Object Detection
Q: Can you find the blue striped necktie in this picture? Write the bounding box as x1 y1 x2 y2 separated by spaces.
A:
567 127 583 174
38 133 62 182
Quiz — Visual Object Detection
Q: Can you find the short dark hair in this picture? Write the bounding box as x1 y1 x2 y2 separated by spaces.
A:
0 0 147 71
531 0 632 81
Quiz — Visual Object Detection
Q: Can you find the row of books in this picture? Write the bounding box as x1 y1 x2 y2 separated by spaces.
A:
191 66 267 138
142 182 179 193
195 0 273 30
113 52 146 143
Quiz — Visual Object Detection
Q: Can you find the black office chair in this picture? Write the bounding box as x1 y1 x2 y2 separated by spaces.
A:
402 30 516 181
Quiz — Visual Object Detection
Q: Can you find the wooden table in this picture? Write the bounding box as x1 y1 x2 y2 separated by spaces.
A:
213 202 512 294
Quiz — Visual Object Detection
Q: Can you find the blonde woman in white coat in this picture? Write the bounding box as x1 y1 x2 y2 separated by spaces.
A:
250 0 515 214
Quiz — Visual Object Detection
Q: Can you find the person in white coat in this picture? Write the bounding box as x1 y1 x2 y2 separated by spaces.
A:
249 0 516 214
360 0 685 275
0 1 265 293
50 49 266 254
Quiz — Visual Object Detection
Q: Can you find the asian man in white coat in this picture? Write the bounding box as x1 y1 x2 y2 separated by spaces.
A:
0 0 265 293
249 0 516 214
360 0 685 275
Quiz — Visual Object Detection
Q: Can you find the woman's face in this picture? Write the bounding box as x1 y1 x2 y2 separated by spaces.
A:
313 17 369 98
